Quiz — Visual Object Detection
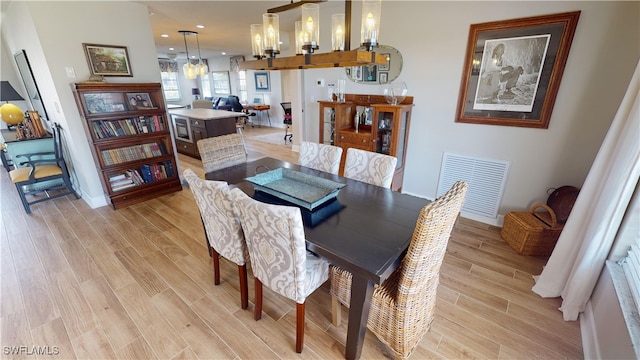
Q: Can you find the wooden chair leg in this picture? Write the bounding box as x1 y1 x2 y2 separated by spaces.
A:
254 278 263 320
238 264 248 309
331 295 342 327
212 248 220 285
296 302 305 353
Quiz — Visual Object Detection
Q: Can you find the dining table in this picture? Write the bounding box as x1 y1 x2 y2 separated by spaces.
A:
205 157 428 360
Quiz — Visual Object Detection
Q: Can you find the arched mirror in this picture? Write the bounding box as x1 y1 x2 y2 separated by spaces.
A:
345 45 403 85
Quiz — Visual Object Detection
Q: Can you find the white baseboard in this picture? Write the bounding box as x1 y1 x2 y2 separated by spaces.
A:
79 189 109 209
400 190 504 226
581 303 599 359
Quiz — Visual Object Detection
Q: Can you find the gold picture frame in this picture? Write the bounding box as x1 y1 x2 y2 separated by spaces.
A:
83 43 132 77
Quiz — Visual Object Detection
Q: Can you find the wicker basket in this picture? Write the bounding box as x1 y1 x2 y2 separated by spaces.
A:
501 204 563 256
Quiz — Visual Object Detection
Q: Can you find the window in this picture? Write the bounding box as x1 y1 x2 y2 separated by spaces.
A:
159 60 181 101
201 74 212 99
160 72 180 102
238 71 247 103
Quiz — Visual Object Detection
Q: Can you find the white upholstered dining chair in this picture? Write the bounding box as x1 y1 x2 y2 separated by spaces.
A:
343 148 397 188
298 141 343 174
183 169 250 309
330 181 467 359
230 188 329 353
197 133 247 173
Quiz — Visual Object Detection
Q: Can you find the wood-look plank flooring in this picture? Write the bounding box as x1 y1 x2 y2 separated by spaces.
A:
0 125 583 359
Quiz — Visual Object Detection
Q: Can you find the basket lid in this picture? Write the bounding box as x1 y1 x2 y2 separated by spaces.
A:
547 186 579 223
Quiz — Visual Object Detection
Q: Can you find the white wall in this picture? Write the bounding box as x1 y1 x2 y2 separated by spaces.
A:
1 1 164 208
2 1 638 222
300 1 639 225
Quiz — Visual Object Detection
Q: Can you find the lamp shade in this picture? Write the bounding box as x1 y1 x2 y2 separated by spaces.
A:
1 81 25 102
360 0 382 50
262 13 280 57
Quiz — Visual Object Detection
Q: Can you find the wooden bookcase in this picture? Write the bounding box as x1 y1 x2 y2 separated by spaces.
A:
72 82 181 209
318 94 413 191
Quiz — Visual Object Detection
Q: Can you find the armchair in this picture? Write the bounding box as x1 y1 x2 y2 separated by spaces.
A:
9 122 79 214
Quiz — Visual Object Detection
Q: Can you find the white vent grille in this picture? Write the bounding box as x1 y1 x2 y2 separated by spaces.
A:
437 153 510 218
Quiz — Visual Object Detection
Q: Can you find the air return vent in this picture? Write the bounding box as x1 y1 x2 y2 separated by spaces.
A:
437 153 510 218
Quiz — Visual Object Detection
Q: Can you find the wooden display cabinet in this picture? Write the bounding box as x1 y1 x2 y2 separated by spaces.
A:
72 82 182 209
318 94 413 191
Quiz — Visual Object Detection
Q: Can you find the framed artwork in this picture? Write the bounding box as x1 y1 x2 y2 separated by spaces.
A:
211 71 231 95
83 93 127 114
82 43 132 76
254 71 270 92
379 72 388 84
126 93 155 110
455 11 580 128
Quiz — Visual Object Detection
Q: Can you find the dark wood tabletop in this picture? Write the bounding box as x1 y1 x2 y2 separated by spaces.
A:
205 157 428 359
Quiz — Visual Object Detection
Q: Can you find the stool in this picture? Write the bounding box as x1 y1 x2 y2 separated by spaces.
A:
501 204 564 256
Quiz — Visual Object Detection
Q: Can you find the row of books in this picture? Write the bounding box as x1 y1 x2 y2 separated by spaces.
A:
108 161 175 192
91 115 164 139
101 142 165 166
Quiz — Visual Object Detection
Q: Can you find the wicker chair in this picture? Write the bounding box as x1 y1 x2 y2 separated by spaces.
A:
343 148 397 188
330 181 467 359
183 169 250 309
197 133 247 173
230 188 329 353
298 141 343 175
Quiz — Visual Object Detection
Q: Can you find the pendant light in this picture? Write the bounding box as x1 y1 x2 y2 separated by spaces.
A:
194 32 208 76
179 30 197 80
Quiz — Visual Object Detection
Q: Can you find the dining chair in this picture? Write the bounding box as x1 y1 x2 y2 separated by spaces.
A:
197 133 247 173
183 169 250 309
330 180 467 359
230 188 329 353
9 122 79 214
298 141 343 175
343 148 397 188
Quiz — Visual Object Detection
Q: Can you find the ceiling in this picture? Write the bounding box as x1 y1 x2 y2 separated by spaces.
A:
138 1 347 60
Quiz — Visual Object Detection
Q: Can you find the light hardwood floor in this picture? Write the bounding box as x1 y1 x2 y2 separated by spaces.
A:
0 126 582 359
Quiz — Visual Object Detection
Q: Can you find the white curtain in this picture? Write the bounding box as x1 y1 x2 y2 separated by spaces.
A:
532 60 640 321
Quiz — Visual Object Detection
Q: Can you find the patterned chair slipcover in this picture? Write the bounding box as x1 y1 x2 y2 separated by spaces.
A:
298 141 343 175
343 147 397 188
230 188 329 353
330 181 468 359
197 133 247 173
183 169 250 309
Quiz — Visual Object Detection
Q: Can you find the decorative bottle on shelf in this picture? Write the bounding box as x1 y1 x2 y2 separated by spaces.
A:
354 110 360 132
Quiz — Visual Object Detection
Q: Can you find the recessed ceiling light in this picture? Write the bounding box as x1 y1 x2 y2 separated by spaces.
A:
196 24 204 29
169 47 175 51
161 34 169 38
221 52 226 55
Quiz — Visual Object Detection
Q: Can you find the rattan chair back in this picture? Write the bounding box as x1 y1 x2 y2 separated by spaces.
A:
197 133 247 173
330 180 467 359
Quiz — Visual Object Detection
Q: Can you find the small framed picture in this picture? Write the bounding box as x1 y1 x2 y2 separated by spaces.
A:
83 43 132 77
126 93 155 110
254 71 270 92
379 72 388 84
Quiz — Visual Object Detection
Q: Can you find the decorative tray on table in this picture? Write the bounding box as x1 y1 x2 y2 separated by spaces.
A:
245 167 345 210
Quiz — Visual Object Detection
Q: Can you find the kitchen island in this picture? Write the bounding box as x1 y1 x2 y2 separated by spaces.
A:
169 108 246 158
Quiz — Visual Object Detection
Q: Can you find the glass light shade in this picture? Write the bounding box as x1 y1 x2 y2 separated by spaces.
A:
301 3 320 52
294 21 304 55
332 14 345 51
0 103 25 125
196 61 208 76
383 81 408 105
183 61 197 80
360 0 382 49
250 24 265 58
262 13 280 57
